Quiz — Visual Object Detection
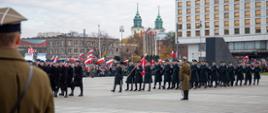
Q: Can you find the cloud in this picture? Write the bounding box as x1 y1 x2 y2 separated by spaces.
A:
0 0 175 38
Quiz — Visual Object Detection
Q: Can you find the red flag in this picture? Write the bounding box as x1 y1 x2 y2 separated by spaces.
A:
150 59 155 66
96 57 105 64
170 50 176 58
84 58 93 64
140 57 146 76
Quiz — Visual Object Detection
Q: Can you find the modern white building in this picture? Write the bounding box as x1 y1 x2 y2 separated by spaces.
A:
175 0 268 61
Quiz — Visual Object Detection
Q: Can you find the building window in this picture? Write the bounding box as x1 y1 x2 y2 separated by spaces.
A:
245 28 250 34
187 16 191 22
224 5 229 11
178 16 182 22
195 15 200 21
255 9 261 17
178 2 183 7
178 24 182 29
224 29 229 35
255 1 262 9
205 30 210 36
224 0 229 4
178 9 182 15
178 32 182 37
255 18 261 25
234 0 239 4
214 0 219 4
256 26 261 33
267 26 268 32
234 20 240 26
224 21 229 27
74 49 78 53
245 19 250 26
187 31 191 37
187 9 191 14
245 3 250 9
224 13 229 19
196 30 200 36
205 22 209 28
187 24 191 29
68 48 72 53
234 4 240 11
214 21 219 27
234 28 240 34
187 1 191 7
196 23 201 29
205 15 210 20
234 12 239 18
195 8 200 14
214 29 219 35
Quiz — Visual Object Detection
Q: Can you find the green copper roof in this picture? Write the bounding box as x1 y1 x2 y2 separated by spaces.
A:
155 6 163 30
133 3 142 28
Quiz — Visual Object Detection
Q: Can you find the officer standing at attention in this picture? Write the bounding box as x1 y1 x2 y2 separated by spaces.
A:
0 7 54 113
179 57 191 101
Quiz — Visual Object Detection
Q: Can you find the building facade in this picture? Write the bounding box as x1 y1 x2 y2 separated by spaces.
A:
176 0 268 61
20 35 119 59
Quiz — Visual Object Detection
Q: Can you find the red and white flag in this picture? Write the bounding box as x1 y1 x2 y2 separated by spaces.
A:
96 57 105 64
84 58 93 64
87 49 94 55
87 54 96 59
124 59 129 63
106 59 114 65
53 56 59 63
28 47 35 55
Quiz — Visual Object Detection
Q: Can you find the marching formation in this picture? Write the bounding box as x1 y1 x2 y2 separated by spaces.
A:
36 62 84 98
111 60 263 93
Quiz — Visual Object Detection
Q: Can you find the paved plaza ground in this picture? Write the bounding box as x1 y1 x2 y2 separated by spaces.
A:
55 76 268 113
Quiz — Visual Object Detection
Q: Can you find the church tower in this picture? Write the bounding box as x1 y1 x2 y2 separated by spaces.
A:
131 3 144 35
154 6 164 32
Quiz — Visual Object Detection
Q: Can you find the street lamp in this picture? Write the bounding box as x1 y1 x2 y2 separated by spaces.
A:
119 26 124 43
98 24 101 58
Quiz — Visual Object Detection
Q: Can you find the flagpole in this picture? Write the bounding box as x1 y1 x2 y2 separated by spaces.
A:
98 24 101 58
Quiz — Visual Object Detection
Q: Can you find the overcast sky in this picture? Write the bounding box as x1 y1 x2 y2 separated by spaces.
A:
0 0 175 38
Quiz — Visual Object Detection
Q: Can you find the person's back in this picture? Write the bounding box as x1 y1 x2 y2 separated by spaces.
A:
0 7 54 113
0 48 54 113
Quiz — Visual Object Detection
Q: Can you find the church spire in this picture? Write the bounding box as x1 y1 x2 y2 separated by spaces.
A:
155 6 163 30
133 3 142 28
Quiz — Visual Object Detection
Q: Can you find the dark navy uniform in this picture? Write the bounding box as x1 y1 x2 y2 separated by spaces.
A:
125 64 135 91
134 66 143 91
153 64 163 89
143 65 152 91
163 64 172 89
253 66 261 85
112 64 123 92
190 64 199 88
172 63 180 89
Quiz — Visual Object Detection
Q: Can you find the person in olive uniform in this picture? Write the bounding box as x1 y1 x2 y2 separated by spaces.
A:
0 7 54 113
153 62 163 89
179 57 191 100
111 63 124 93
